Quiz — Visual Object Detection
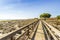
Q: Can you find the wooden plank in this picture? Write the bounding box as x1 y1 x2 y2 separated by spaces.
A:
34 21 45 40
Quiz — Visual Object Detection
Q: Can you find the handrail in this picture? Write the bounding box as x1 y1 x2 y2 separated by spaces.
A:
0 20 39 40
51 23 60 31
42 20 59 40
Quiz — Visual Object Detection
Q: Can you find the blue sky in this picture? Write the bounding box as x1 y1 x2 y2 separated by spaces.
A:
0 0 60 19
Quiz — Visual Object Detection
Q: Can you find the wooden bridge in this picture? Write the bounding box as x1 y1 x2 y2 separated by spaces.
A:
0 19 60 40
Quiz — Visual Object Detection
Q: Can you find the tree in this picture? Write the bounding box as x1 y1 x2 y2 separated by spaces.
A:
40 13 51 18
57 15 60 19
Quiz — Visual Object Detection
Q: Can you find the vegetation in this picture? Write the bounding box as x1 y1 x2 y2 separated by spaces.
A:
0 19 37 33
40 13 51 18
57 15 60 19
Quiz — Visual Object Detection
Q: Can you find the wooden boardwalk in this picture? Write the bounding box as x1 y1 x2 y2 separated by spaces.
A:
34 21 45 40
0 20 59 40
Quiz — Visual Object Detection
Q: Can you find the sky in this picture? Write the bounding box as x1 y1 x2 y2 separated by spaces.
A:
0 0 60 19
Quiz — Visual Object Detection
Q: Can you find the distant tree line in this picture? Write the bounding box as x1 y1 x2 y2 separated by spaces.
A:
40 13 60 19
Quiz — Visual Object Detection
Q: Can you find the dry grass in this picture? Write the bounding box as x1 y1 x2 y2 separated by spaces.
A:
0 19 38 34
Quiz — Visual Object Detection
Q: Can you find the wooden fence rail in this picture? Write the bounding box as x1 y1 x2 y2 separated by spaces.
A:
42 20 59 40
0 20 39 40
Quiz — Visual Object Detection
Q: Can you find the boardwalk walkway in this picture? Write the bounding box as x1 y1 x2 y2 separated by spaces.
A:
34 21 45 40
0 20 59 40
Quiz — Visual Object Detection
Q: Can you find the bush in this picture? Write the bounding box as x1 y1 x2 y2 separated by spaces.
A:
57 15 60 19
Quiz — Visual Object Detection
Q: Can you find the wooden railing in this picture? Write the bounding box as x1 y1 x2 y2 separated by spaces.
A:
0 20 39 40
41 20 59 40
